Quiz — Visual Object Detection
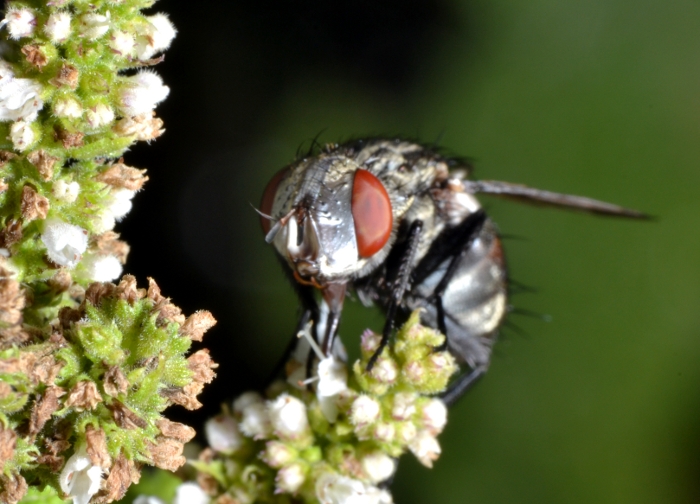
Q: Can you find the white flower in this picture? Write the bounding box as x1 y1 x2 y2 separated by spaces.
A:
44 12 72 42
173 482 210 504
135 13 176 60
316 355 348 422
59 444 103 504
105 188 136 220
118 71 169 117
263 441 295 468
233 391 264 414
53 180 80 203
239 401 272 439
41 218 88 268
10 120 35 151
361 452 396 484
81 254 122 282
315 472 393 504
350 395 380 426
54 97 83 118
373 423 395 443
268 393 309 440
91 211 116 234
396 422 417 444
0 62 43 122
79 11 111 40
391 392 417 421
408 431 441 468
275 463 306 494
4 8 36 39
205 414 243 453
86 103 115 129
370 358 397 384
109 30 135 56
421 398 447 434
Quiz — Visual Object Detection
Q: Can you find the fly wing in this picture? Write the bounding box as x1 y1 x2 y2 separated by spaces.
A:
464 180 648 219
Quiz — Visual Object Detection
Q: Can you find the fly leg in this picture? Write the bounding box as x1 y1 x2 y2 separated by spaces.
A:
367 220 424 371
409 210 489 404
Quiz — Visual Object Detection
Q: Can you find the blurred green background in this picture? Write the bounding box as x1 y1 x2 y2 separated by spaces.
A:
124 1 700 502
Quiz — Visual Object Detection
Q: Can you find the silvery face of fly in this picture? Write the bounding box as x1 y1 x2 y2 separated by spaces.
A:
260 138 646 405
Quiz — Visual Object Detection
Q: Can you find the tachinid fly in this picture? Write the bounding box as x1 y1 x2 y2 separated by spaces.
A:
260 138 645 405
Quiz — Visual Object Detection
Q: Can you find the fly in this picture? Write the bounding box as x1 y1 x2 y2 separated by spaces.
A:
260 138 646 405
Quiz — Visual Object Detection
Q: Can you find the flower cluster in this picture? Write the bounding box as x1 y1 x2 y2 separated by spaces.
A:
0 275 217 504
182 312 458 504
0 1 216 504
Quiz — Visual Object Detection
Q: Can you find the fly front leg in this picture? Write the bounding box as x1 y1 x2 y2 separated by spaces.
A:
367 220 424 371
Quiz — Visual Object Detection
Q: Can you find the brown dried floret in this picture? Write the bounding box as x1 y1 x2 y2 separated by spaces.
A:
50 63 79 88
0 179 7 193
103 365 129 396
94 454 141 503
181 310 217 342
107 400 147 429
214 494 238 504
156 418 196 443
0 473 27 504
20 185 50 221
147 436 186 471
45 436 70 456
188 349 218 384
0 268 25 330
29 385 65 436
27 149 58 180
83 281 117 307
0 425 17 472
53 126 85 148
96 162 149 191
64 380 103 411
0 151 16 167
58 305 83 329
115 274 144 303
0 219 23 248
113 111 164 141
92 232 130 264
86 426 112 468
48 269 72 293
161 350 218 410
35 453 64 472
21 44 48 69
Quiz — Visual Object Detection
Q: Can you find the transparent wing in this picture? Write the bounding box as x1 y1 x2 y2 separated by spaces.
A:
464 180 648 219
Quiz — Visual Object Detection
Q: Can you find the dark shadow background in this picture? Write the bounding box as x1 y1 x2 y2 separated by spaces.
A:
120 1 700 503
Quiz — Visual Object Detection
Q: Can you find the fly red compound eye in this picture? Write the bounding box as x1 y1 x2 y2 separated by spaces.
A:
351 169 393 258
260 167 290 234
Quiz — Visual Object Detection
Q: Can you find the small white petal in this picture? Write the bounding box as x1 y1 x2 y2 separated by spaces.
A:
391 392 417 421
408 431 441 468
59 444 103 504
205 415 243 453
44 12 72 42
81 254 122 282
10 120 35 151
105 188 135 220
239 401 272 439
0 74 43 122
41 218 88 268
275 463 306 494
362 452 396 484
233 391 264 414
53 180 81 203
5 8 36 39
109 30 135 56
421 399 447 434
172 482 210 504
316 472 394 504
79 12 110 40
54 97 83 118
350 395 380 426
85 103 115 129
118 71 169 117
135 13 176 60
268 393 309 440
